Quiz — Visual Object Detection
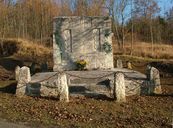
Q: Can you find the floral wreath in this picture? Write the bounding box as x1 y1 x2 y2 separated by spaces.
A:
102 42 112 53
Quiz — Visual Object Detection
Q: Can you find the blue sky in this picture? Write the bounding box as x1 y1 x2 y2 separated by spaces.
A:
158 0 173 16
12 0 172 16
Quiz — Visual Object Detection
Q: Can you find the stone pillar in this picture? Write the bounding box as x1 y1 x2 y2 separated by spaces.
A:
41 62 48 72
146 65 151 80
127 61 132 69
117 59 123 68
30 62 36 75
16 66 31 97
15 66 20 81
59 73 69 102
115 72 126 102
150 67 162 94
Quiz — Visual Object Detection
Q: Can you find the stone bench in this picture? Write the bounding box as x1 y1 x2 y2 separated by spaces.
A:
16 68 69 102
65 69 148 97
15 66 161 102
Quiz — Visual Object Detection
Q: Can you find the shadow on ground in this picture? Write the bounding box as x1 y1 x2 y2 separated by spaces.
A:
0 82 17 94
84 94 114 101
152 93 173 97
0 57 23 71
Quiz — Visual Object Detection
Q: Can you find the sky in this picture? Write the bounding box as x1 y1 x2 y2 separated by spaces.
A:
157 0 173 16
11 0 173 16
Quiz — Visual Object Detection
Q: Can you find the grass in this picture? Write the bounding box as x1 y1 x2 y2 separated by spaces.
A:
0 38 52 63
113 42 173 59
114 54 168 62
0 38 53 80
0 38 173 127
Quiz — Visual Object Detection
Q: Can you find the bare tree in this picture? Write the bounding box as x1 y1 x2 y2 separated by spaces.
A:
105 0 121 49
134 0 160 55
130 0 134 55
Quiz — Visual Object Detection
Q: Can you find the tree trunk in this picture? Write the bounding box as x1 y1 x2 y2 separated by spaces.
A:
130 0 134 55
150 20 154 56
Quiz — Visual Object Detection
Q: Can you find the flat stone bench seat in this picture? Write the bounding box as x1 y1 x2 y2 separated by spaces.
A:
26 72 69 102
65 69 148 97
26 72 59 97
30 72 58 85
66 69 146 79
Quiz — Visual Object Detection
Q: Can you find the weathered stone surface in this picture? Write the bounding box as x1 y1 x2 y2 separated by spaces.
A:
115 73 126 102
67 69 147 97
150 67 162 94
24 69 149 100
58 73 69 102
154 86 162 94
16 66 31 97
150 67 160 85
15 66 20 81
117 59 123 68
28 72 69 102
127 62 132 69
30 62 36 75
25 83 41 96
125 80 142 96
41 62 48 72
53 16 114 71
146 65 152 80
140 80 153 95
146 66 162 94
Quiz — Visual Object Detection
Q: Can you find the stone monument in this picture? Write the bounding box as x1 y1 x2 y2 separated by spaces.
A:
53 16 114 71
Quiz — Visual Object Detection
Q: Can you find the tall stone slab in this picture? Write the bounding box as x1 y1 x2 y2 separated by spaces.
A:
53 16 114 71
16 66 31 97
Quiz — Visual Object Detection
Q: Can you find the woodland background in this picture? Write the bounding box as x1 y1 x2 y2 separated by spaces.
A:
0 0 173 56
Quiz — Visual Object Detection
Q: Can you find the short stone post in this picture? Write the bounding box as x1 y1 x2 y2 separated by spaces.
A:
16 66 31 97
115 72 126 102
59 73 69 102
41 62 48 72
127 61 132 69
30 62 36 75
15 66 20 81
146 65 151 80
146 65 153 94
150 67 162 94
117 59 123 68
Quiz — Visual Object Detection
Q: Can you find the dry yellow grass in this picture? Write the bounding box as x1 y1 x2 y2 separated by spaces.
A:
113 42 173 59
1 38 173 61
0 38 52 63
